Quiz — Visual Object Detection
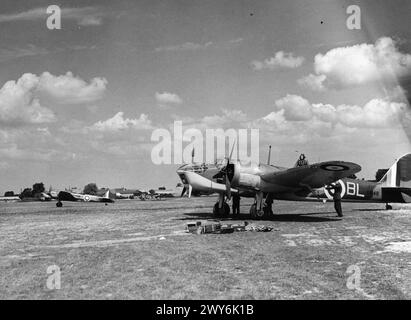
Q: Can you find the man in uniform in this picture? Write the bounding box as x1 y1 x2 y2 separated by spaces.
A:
326 183 343 217
296 154 308 167
232 193 240 215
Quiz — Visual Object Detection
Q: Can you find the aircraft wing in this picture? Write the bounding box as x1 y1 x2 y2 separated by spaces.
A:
262 161 361 189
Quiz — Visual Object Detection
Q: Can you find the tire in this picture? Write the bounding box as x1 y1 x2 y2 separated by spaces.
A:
56 202 63 208
255 208 265 220
250 204 272 220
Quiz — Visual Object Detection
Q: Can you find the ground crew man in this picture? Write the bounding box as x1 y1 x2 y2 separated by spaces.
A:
326 183 343 217
296 154 308 167
232 193 240 215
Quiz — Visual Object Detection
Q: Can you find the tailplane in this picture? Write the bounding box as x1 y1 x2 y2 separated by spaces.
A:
379 153 411 188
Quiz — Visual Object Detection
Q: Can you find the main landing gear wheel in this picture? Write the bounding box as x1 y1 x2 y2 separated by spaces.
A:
56 201 63 208
213 202 230 217
385 203 392 210
250 204 265 220
250 204 272 220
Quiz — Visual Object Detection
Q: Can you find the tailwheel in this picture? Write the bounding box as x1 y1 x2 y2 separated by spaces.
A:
385 203 392 210
56 201 63 208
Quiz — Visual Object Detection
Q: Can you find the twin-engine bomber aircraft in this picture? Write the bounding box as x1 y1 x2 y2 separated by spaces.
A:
177 151 411 219
56 190 114 207
177 148 361 219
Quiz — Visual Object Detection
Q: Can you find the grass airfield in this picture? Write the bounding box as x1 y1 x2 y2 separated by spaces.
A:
0 197 410 300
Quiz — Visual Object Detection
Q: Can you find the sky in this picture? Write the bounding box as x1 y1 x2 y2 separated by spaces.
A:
1 0 411 193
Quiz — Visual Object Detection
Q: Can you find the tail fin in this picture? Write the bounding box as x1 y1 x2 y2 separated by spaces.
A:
103 190 110 199
379 153 411 187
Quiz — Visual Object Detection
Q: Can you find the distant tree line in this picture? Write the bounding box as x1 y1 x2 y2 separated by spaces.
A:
83 183 98 195
19 183 46 199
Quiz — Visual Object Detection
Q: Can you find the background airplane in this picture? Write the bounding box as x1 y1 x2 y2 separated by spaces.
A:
56 190 114 207
0 196 21 203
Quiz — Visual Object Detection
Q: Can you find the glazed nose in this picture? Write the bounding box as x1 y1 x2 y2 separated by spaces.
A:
176 164 194 174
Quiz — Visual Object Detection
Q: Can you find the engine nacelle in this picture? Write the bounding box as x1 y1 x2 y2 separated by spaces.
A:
227 163 261 190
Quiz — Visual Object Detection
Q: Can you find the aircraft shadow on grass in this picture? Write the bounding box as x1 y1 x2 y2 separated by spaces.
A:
178 211 342 223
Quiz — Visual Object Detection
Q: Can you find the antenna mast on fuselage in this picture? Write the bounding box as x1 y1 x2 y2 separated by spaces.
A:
267 145 272 165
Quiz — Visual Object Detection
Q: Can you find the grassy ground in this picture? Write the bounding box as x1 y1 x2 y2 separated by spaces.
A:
0 197 410 299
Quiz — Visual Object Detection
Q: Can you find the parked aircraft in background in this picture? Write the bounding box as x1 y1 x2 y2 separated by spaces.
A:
56 190 114 207
112 188 142 199
0 196 21 202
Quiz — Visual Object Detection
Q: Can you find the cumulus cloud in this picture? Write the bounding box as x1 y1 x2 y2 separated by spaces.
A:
300 37 411 90
155 42 213 52
89 112 153 132
265 94 406 128
336 99 405 128
274 94 312 121
38 72 107 104
200 109 248 128
297 74 326 91
0 74 56 125
0 72 107 125
155 91 183 108
252 51 305 70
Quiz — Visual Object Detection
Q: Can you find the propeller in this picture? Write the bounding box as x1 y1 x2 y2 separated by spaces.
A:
225 141 237 199
212 140 236 199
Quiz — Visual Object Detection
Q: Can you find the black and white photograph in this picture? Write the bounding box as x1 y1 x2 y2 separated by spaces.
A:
0 0 410 306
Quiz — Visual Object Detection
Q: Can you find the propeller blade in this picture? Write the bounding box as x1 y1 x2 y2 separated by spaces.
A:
188 184 193 198
225 177 231 200
228 139 236 163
